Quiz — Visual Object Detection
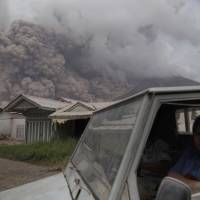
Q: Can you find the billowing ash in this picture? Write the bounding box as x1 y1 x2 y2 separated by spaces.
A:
0 21 130 103
6 0 200 80
0 0 200 104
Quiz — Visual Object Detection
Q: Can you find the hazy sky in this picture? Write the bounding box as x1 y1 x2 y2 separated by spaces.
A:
0 0 9 31
2 0 200 81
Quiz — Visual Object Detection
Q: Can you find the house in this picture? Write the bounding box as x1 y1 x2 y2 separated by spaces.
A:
4 94 67 143
4 94 114 143
49 101 114 138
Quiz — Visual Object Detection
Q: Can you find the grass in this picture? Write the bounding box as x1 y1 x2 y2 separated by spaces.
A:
0 138 78 168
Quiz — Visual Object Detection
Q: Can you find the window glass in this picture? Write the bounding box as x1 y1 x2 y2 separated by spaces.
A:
72 97 142 200
176 108 200 134
137 105 200 200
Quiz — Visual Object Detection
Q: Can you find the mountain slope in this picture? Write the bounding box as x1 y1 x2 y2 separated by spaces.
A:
117 76 199 99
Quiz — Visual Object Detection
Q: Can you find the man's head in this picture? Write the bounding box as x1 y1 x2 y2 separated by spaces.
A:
192 116 200 151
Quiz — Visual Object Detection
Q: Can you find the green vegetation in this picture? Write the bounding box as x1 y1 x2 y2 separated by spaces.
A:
0 138 78 167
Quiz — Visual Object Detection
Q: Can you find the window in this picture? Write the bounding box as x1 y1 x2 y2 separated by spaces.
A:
176 108 200 134
16 125 25 139
137 103 200 200
72 97 142 200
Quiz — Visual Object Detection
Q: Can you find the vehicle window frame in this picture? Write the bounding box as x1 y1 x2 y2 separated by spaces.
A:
108 94 154 200
175 107 200 135
70 95 145 200
133 93 200 200
120 181 131 200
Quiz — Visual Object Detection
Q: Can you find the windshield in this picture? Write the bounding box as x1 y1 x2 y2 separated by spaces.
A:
72 97 142 200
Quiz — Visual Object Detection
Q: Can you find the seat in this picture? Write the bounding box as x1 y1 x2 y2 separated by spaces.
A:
156 176 191 200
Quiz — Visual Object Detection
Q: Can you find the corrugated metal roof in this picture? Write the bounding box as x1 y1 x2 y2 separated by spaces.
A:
22 95 68 110
60 97 115 110
4 94 115 116
3 94 69 112
49 101 115 121
51 111 93 122
49 102 90 118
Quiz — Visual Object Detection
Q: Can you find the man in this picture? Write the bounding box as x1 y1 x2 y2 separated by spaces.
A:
169 116 200 192
142 139 171 174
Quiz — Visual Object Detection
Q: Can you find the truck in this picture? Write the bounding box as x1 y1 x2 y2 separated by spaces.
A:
1 86 200 200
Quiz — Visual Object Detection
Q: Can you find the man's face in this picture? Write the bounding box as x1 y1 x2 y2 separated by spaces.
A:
194 135 200 152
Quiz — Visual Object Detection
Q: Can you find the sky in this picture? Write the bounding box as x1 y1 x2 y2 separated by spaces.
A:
1 0 200 81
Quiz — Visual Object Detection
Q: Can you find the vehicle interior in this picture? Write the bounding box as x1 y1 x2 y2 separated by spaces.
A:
137 101 200 200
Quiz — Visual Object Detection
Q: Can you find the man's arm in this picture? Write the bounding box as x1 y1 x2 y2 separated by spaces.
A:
168 172 200 192
142 160 171 174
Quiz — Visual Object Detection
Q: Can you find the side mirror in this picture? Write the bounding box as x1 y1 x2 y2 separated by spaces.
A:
156 176 191 200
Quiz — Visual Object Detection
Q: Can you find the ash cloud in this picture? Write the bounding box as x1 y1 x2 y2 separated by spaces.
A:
6 0 200 80
0 21 128 103
0 0 200 103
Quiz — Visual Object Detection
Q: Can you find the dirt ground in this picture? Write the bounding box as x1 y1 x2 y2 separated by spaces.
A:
0 137 24 145
0 158 59 192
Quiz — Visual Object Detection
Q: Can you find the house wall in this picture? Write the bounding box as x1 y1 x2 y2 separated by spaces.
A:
11 118 25 140
25 111 55 143
0 112 25 140
0 112 12 136
26 118 53 143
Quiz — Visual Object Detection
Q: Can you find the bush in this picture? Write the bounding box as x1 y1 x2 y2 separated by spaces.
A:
0 138 78 166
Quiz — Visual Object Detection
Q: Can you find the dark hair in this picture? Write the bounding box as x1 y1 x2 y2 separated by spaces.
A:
193 116 200 136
